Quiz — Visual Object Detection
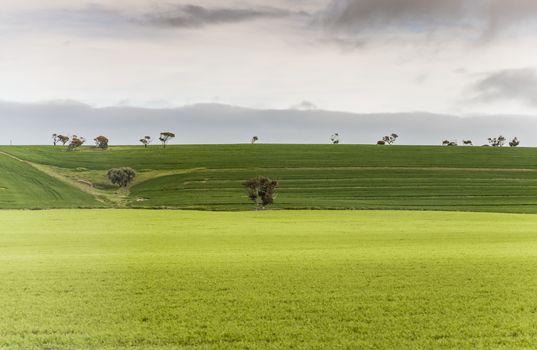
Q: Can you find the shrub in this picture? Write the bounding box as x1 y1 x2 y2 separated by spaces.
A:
107 167 136 188
243 176 279 210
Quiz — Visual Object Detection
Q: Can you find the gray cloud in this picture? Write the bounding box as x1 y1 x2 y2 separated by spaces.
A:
469 68 537 107
147 5 300 28
319 0 537 40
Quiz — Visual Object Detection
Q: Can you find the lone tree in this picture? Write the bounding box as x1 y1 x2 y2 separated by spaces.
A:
94 136 109 150
251 136 259 144
139 136 152 148
107 167 136 188
67 135 85 151
488 136 506 147
159 132 175 148
243 176 279 210
331 133 340 144
380 133 398 145
509 137 520 147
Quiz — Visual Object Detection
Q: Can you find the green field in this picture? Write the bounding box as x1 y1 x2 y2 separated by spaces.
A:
0 151 102 208
1 210 536 349
2 144 537 212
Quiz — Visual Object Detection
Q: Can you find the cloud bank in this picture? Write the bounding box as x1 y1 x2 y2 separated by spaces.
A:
469 68 537 107
0 101 534 146
319 0 537 39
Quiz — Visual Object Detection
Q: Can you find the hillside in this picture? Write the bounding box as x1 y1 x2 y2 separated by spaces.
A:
1 144 537 212
0 151 103 209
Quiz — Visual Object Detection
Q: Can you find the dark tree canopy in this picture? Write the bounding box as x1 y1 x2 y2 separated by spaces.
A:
53 134 69 146
159 132 175 148
243 176 279 210
251 136 259 144
509 137 520 147
94 136 109 150
140 136 152 148
331 133 340 144
488 136 506 147
107 167 136 188
380 133 398 145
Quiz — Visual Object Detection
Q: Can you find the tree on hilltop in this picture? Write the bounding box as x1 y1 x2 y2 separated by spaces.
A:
159 132 175 148
379 133 398 145
94 136 109 150
140 136 152 148
331 133 340 144
488 136 506 147
509 137 520 147
67 135 85 151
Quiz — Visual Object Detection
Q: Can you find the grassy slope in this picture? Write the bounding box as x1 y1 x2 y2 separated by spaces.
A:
0 152 103 208
1 210 536 349
3 144 537 211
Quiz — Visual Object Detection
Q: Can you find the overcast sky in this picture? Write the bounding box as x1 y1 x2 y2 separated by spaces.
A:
2 0 537 116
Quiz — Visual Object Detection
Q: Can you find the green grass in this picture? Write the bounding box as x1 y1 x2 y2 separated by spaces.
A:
0 152 103 208
1 210 537 349
2 144 537 212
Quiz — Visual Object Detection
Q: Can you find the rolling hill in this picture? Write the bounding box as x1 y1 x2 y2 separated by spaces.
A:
1 144 537 212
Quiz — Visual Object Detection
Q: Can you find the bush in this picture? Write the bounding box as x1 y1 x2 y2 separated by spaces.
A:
243 176 279 210
107 168 136 188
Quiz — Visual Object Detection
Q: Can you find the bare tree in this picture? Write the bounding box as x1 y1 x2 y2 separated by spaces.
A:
159 132 175 148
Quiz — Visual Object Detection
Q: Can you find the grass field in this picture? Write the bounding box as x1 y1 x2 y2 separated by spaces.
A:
0 151 102 208
2 145 537 212
1 210 537 349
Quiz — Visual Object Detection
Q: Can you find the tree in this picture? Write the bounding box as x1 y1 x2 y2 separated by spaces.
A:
443 140 458 146
107 167 136 188
331 133 340 144
463 140 473 146
251 136 259 144
94 136 109 150
52 134 59 146
377 140 386 145
488 136 506 147
139 136 152 148
243 176 279 210
509 137 520 147
159 132 175 148
58 135 70 146
380 133 398 145
67 135 85 151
